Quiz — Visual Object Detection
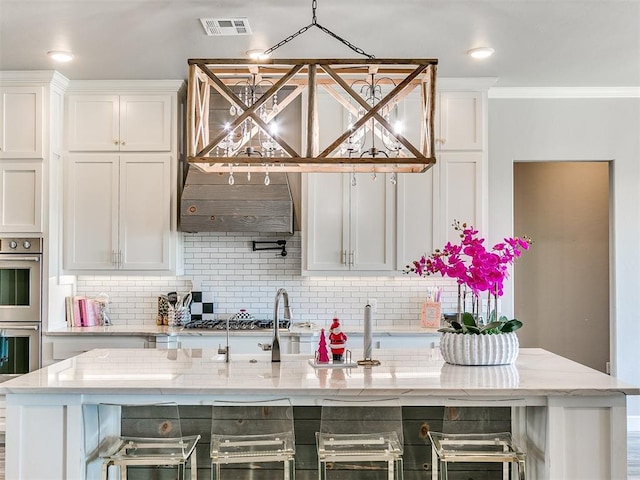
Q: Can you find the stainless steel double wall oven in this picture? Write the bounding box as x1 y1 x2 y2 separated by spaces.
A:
0 237 42 382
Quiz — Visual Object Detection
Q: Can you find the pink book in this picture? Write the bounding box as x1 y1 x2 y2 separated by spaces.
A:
73 297 82 327
84 299 98 327
78 298 88 327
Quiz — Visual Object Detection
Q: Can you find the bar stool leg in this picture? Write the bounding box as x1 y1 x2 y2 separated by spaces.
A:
396 458 404 480
318 459 327 480
211 462 218 480
190 450 198 480
431 446 438 480
287 457 296 480
441 461 449 480
518 458 526 480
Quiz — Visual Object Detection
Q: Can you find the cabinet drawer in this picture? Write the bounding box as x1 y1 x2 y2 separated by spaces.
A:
52 336 150 360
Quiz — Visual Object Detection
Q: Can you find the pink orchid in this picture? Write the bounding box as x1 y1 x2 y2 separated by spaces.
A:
405 221 532 298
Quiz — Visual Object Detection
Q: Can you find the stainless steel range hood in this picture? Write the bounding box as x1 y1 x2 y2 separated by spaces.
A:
180 168 295 233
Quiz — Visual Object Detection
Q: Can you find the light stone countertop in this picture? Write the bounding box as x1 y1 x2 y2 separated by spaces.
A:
2 347 638 397
45 324 441 337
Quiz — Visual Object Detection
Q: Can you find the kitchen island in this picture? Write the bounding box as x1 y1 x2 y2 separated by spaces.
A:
1 347 637 479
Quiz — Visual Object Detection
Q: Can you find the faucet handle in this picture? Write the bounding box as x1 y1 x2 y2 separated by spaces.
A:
258 343 272 351
218 344 228 355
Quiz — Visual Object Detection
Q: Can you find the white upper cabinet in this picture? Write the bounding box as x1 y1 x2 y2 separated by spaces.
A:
67 94 172 151
303 92 395 273
65 153 171 271
436 91 483 151
63 80 184 274
0 161 42 232
0 86 43 159
305 172 395 272
432 89 487 247
396 87 487 270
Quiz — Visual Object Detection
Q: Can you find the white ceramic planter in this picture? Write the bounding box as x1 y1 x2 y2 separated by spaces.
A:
439 332 519 366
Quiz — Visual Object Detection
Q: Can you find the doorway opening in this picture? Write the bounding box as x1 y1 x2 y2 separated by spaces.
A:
513 161 610 373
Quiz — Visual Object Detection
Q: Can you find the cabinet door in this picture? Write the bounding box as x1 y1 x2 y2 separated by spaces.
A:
396 170 434 270
65 154 119 270
435 151 483 246
119 154 171 269
119 95 171 151
67 95 120 151
0 161 42 232
0 87 43 159
350 173 395 270
438 92 483 150
305 172 349 271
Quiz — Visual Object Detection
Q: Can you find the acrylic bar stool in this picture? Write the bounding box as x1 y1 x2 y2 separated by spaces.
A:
210 398 296 480
316 397 404 480
428 431 526 480
97 402 200 480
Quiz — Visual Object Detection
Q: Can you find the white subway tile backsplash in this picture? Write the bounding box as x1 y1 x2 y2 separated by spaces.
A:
76 232 457 329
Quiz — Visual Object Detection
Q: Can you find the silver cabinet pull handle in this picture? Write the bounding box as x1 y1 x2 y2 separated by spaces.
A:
4 256 39 262
113 140 119 145
349 251 354 266
112 250 117 266
118 250 123 268
341 250 347 264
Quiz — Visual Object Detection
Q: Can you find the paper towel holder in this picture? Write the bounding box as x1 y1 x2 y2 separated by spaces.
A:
358 303 381 366
357 358 381 367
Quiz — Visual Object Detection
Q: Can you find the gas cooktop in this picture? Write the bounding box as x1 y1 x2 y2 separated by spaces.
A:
182 318 291 330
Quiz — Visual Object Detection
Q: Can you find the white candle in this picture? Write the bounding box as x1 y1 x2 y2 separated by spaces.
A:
364 304 373 360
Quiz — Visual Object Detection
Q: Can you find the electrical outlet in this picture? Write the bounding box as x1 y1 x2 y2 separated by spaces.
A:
368 298 377 311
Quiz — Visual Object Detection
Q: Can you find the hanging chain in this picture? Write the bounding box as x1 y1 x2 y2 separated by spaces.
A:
262 0 375 58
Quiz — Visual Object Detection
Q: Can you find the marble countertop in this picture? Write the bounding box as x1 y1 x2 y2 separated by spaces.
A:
46 324 441 337
2 347 638 398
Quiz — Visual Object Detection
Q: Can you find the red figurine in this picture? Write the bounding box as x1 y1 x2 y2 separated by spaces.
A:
328 316 347 362
316 328 330 364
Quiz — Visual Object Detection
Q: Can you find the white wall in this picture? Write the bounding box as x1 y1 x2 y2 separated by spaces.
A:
488 97 640 414
76 232 458 331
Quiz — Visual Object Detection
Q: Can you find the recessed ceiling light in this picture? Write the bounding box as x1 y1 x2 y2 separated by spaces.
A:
468 47 495 59
246 49 269 60
47 50 74 62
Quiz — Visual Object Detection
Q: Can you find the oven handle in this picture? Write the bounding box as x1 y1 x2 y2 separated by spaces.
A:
2 256 40 262
0 324 39 331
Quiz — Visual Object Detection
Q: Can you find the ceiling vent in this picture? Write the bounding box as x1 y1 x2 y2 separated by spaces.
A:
200 18 252 36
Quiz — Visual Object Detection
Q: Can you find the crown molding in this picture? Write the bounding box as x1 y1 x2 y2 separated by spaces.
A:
0 70 69 86
66 79 186 93
489 87 640 99
438 77 498 91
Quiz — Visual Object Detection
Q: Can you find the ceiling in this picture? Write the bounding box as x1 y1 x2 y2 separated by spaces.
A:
1 0 639 87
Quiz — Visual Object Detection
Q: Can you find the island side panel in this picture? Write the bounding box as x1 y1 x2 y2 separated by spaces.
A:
5 398 85 480
547 394 627 480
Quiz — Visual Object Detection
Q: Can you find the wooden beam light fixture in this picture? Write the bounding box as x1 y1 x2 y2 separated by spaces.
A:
187 58 438 175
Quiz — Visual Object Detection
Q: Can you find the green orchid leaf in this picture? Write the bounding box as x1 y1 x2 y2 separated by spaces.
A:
499 319 523 333
449 321 463 331
438 327 458 334
466 325 481 334
462 312 477 328
481 321 503 332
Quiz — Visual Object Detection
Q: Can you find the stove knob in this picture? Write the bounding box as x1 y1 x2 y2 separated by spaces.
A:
23 241 32 249
9 241 18 249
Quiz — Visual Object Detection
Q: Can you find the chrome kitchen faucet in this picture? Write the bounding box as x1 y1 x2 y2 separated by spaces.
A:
217 314 232 363
272 288 292 362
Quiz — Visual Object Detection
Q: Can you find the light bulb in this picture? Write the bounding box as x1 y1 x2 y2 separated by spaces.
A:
47 50 74 62
468 47 495 59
